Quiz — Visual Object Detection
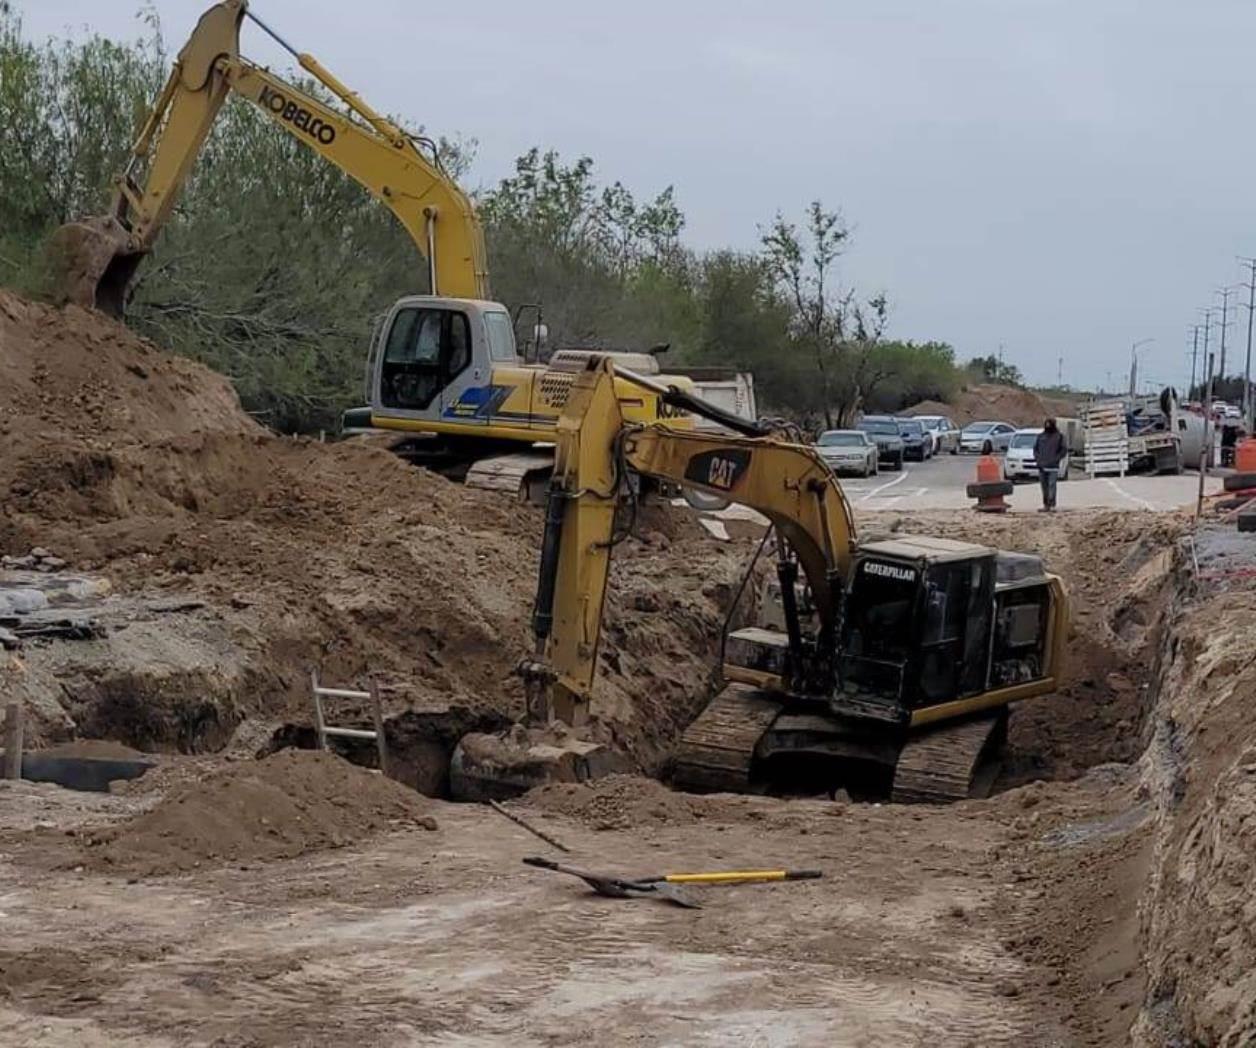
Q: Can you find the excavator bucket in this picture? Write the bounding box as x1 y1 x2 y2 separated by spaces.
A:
43 217 142 318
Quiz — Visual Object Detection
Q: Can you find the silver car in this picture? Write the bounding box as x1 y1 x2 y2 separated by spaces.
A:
912 415 960 455
959 420 1016 454
816 429 878 477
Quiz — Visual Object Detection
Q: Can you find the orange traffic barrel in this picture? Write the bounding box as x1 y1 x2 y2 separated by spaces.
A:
1236 438 1256 473
967 455 1013 513
1224 437 1256 496
976 455 1002 483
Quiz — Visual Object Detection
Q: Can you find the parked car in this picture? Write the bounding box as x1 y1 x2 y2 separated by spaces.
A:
816 429 878 477
855 416 905 471
895 417 931 461
1003 427 1071 482
912 414 960 455
959 420 1016 454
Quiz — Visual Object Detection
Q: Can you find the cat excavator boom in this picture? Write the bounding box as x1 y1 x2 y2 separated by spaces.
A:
510 357 1069 803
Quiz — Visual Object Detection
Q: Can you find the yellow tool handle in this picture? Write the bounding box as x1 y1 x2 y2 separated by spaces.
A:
661 869 822 885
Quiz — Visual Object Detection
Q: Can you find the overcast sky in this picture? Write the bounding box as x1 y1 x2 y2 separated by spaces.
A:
21 0 1256 390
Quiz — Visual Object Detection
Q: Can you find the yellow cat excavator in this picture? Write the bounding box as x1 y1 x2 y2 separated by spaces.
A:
455 357 1069 804
50 0 700 497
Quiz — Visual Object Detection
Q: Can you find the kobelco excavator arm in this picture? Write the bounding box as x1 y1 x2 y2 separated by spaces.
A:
53 0 488 315
526 356 855 725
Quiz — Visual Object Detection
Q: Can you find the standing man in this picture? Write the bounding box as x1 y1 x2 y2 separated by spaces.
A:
1033 418 1067 512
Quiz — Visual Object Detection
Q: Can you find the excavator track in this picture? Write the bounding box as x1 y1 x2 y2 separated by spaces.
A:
890 710 1008 804
464 452 554 502
672 684 784 794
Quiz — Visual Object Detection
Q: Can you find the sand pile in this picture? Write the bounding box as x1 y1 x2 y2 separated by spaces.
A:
82 749 435 875
524 774 705 829
0 289 745 764
909 383 1080 427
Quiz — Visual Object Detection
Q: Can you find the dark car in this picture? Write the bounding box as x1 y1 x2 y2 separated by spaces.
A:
895 417 930 461
855 416 905 471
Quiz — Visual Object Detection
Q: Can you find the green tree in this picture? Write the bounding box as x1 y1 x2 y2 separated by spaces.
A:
0 4 164 286
965 354 1023 387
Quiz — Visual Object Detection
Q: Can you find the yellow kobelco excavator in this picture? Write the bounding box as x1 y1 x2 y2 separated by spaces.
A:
458 357 1069 804
51 0 699 497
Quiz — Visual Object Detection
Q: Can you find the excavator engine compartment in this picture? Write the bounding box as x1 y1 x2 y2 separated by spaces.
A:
674 535 1065 802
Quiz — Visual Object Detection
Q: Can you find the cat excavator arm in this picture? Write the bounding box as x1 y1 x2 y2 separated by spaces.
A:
525 356 856 725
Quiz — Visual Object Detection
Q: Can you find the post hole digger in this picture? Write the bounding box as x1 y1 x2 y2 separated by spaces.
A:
452 357 1069 804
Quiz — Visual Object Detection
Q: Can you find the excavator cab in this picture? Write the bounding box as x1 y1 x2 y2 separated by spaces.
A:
835 537 1056 724
369 296 519 421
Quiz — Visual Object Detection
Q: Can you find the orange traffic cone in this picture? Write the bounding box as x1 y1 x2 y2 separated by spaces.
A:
966 455 1013 513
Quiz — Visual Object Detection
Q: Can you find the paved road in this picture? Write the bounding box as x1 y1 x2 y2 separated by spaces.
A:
831 451 1220 512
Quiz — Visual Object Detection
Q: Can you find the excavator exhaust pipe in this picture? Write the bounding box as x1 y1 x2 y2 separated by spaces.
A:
43 217 144 318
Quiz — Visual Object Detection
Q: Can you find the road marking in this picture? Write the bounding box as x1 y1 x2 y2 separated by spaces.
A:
859 468 910 502
1103 478 1158 511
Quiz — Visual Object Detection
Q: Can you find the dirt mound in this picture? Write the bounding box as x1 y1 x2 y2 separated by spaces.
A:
523 774 703 829
82 749 434 875
0 290 745 768
0 291 258 447
909 383 1081 428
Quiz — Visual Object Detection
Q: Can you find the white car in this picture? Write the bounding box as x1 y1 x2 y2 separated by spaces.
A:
816 429 878 477
959 420 1017 454
1004 427 1071 481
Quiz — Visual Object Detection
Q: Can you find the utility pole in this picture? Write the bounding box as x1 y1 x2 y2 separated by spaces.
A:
1240 256 1256 429
1199 308 1214 398
1189 325 1200 395
1216 286 1234 381
1057 355 1063 386
1198 351 1216 520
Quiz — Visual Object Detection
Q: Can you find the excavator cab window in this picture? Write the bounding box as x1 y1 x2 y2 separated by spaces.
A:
483 310 519 363
839 560 919 701
380 306 472 410
840 554 997 711
917 557 995 704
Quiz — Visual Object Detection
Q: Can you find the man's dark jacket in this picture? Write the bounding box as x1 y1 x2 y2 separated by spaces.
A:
1034 428 1068 469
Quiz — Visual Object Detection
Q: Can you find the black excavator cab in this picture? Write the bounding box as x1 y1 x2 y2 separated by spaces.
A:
836 539 1000 722
836 537 1055 724
689 535 1062 801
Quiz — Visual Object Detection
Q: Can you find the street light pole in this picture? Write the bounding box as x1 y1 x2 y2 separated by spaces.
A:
1128 338 1155 399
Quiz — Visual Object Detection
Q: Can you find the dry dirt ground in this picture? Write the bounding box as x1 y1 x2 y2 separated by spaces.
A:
0 766 1135 1048
3 293 1254 1046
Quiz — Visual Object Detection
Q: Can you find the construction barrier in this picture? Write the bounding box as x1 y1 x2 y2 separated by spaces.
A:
966 455 1013 513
